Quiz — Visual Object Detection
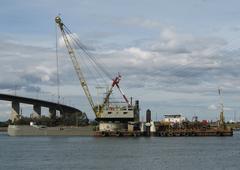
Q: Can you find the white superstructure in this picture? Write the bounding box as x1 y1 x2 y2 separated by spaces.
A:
163 114 186 123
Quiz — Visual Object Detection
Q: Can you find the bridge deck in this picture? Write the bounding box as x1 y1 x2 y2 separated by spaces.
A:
0 93 82 114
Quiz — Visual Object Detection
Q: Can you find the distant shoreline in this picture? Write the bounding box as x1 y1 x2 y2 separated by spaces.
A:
0 127 7 132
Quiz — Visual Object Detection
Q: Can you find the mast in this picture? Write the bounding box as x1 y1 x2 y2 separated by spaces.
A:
218 88 225 127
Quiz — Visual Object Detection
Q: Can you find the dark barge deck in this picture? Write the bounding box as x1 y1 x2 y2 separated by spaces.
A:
155 129 233 137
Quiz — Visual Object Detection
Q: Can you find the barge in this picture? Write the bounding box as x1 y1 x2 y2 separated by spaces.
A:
7 109 233 137
8 125 232 137
155 128 233 137
8 125 95 136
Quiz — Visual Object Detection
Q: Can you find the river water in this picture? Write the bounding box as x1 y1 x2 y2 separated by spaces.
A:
0 132 240 170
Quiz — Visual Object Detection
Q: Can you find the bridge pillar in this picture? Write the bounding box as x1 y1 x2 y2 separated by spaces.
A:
30 104 41 119
60 110 64 118
49 108 56 119
10 101 20 123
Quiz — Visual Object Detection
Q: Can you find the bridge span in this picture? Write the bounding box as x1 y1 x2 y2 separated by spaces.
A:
0 93 87 122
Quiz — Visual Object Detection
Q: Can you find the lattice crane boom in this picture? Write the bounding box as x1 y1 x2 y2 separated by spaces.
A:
55 16 97 116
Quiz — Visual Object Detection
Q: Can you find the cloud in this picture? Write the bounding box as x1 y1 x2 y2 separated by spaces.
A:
54 19 235 98
92 27 240 96
1 25 238 99
0 39 59 94
120 18 164 29
208 104 218 110
0 17 240 121
58 33 79 49
224 107 233 111
208 104 232 112
58 32 95 51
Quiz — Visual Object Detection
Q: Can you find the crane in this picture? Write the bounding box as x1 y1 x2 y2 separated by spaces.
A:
55 16 134 120
55 16 96 115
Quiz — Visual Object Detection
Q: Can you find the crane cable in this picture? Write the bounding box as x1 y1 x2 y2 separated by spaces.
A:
63 25 110 89
71 36 107 86
63 26 111 86
63 25 113 80
66 32 104 87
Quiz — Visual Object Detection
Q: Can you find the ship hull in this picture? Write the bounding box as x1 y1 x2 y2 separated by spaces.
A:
8 125 233 137
8 125 95 136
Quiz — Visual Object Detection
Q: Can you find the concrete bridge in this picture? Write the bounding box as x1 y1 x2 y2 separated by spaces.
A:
0 93 87 122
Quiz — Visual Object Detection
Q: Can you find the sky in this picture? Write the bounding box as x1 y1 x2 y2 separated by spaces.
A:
0 0 240 121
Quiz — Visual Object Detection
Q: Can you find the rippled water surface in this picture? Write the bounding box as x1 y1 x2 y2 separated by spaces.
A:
0 132 240 170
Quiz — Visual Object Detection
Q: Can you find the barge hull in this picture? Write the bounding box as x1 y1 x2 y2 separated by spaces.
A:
8 125 95 136
156 129 233 137
8 125 233 137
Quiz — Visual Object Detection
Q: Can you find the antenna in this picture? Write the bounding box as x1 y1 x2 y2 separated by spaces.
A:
234 110 236 122
218 87 224 113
